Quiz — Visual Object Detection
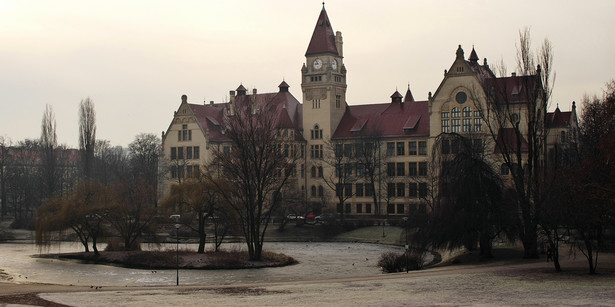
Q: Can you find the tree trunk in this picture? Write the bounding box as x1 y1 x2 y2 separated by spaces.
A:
197 214 206 254
479 233 493 259
521 223 539 258
92 236 99 257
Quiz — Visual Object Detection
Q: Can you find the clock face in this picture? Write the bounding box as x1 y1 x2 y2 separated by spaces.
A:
313 58 322 70
331 59 337 70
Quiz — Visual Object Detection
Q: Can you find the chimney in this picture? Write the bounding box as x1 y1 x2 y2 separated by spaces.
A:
511 72 517 77
210 101 214 106
229 90 235 104
253 88 257 95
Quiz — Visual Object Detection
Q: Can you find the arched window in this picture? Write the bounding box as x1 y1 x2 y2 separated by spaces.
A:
311 166 316 177
318 166 323 177
311 186 317 197
318 185 324 197
310 124 323 139
462 107 471 117
451 107 461 118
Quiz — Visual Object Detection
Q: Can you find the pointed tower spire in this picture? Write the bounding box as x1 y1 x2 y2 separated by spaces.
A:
404 84 415 103
469 46 479 62
305 5 338 56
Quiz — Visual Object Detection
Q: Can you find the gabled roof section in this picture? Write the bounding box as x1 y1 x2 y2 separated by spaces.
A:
494 128 529 154
546 106 572 128
485 74 540 105
305 7 338 56
333 99 429 139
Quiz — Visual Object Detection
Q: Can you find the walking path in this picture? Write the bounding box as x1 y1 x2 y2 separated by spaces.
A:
2 252 614 306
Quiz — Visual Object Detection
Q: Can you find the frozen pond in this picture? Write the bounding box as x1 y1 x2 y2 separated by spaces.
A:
0 241 408 287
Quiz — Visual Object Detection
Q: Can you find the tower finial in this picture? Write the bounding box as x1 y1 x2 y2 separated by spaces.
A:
322 2 325 9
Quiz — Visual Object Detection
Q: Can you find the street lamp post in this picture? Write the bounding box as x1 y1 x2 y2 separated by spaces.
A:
170 215 181 286
403 217 409 273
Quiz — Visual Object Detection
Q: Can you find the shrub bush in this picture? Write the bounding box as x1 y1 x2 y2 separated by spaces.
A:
378 251 424 273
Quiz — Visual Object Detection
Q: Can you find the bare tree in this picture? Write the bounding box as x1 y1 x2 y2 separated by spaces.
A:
471 29 555 259
209 102 299 261
129 133 161 206
161 175 230 253
353 133 386 217
321 139 356 221
0 136 10 217
79 97 96 179
41 105 58 198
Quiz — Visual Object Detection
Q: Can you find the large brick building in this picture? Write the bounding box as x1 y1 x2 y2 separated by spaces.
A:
160 6 578 218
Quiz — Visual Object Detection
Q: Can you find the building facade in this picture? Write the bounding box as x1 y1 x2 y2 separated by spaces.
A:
160 6 577 219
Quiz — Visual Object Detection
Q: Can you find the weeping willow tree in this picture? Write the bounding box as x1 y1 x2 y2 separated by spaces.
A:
420 133 516 258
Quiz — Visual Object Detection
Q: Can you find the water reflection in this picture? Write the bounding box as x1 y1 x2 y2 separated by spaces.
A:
0 242 405 287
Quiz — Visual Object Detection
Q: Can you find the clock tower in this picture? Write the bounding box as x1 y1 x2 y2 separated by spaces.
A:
302 5 347 143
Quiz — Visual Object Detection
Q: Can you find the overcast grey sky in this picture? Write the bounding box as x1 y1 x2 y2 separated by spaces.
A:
1 0 613 148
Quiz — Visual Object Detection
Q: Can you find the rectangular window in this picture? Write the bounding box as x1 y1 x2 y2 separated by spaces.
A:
397 204 405 214
396 142 405 155
452 119 461 132
463 107 472 117
336 95 341 108
186 146 193 159
335 184 342 197
345 203 351 214
387 163 395 176
418 141 427 155
397 183 405 197
387 203 395 214
419 182 428 198
409 162 417 176
365 184 374 197
344 163 353 176
441 112 449 118
186 165 193 178
171 147 177 160
387 183 395 197
409 183 418 197
409 142 417 155
177 147 184 160
356 183 364 197
356 203 363 214
310 145 323 159
462 118 472 132
419 162 427 176
193 146 200 159
344 144 353 158
171 166 177 178
386 142 395 156
345 184 353 197
396 163 405 176
366 203 372 214
442 120 450 133
356 163 364 177
177 166 184 179
474 118 482 131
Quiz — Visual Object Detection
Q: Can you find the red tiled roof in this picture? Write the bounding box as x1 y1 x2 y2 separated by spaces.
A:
305 7 338 56
188 85 304 143
494 128 529 154
333 100 429 140
484 75 539 105
546 107 571 128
